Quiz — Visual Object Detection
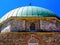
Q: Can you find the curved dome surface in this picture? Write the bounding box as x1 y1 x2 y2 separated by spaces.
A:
0 6 56 23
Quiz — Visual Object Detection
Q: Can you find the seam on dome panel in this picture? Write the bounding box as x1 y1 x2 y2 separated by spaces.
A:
7 11 11 19
31 6 33 16
11 9 16 17
35 7 39 16
27 6 28 16
21 7 25 16
37 7 39 16
0 10 13 23
8 10 15 18
16 8 20 17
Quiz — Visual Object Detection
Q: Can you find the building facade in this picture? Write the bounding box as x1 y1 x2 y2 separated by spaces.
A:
0 6 60 45
0 6 60 32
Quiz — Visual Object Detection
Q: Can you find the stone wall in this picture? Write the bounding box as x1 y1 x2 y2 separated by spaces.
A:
40 20 60 31
0 32 60 45
10 20 26 32
1 19 60 32
1 21 11 33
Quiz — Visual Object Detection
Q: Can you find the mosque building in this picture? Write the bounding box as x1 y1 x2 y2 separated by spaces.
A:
0 6 60 32
0 6 60 45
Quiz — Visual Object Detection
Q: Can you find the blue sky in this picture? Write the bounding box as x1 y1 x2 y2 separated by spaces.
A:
0 0 60 18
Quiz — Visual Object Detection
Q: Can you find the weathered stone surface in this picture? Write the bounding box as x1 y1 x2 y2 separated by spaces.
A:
0 32 60 45
1 19 60 32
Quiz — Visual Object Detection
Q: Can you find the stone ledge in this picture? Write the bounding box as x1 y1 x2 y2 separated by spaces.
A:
0 32 59 34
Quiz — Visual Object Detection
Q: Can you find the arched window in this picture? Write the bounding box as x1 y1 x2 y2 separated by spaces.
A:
30 23 35 32
28 39 38 45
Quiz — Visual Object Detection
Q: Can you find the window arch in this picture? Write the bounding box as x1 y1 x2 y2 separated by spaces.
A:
28 39 38 45
30 23 35 32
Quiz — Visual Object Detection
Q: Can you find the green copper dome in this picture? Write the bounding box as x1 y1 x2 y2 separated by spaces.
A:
0 6 56 23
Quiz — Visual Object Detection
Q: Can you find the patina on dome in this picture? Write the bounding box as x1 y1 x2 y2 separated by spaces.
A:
0 6 56 23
